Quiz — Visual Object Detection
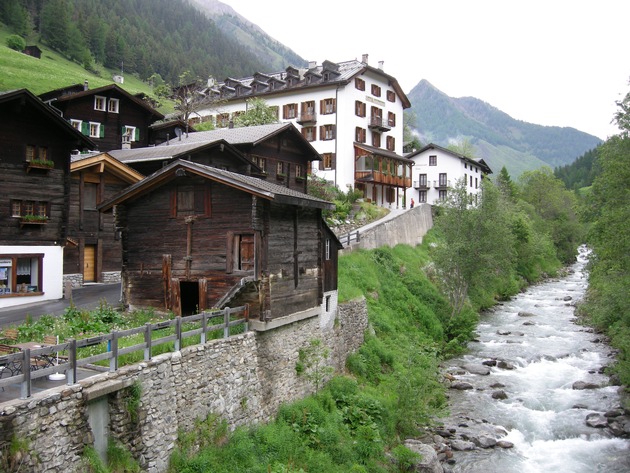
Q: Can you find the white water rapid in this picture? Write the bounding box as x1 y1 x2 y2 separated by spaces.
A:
441 246 630 472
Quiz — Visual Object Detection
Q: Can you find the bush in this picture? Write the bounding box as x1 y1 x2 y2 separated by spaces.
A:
6 35 26 52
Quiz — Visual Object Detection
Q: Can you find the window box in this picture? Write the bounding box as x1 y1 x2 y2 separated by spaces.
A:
19 215 48 226
276 173 286 180
25 159 54 172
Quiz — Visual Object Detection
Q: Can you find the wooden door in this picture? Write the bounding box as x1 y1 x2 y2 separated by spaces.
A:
240 235 255 271
83 245 95 282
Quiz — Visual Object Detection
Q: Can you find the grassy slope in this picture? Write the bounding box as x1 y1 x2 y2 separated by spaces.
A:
0 28 173 114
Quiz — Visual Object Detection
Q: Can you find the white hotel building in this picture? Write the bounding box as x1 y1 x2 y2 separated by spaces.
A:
191 55 413 208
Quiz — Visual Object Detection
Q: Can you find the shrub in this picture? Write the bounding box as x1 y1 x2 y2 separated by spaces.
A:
6 35 26 52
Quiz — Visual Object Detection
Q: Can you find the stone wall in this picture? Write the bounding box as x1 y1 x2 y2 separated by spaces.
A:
0 298 368 472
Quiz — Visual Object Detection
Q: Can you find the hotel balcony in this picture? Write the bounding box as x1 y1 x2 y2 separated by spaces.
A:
355 170 411 187
413 180 429 189
367 115 391 132
296 111 317 125
433 179 451 189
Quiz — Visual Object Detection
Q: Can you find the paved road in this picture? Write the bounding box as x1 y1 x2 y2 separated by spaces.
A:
0 283 122 329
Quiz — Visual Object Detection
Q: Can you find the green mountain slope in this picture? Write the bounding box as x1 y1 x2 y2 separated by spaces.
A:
408 80 602 177
188 0 306 71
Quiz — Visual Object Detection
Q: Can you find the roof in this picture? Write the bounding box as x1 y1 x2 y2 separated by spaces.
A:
151 122 321 161
98 159 334 212
354 143 415 163
406 143 493 174
206 59 411 109
70 152 144 183
0 89 96 150
39 83 164 120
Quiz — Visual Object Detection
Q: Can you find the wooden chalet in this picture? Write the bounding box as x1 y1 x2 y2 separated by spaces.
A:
66 153 144 285
148 119 197 146
99 160 335 320
0 89 95 308
111 123 321 195
39 83 164 152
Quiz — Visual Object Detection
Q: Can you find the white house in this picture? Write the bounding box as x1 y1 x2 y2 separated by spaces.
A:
405 143 492 205
191 55 413 208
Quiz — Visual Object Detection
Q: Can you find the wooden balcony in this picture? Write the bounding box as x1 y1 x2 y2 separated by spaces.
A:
296 112 317 125
367 116 391 132
356 170 411 187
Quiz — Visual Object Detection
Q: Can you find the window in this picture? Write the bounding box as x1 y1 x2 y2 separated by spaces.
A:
475 177 478 189
325 295 331 312
216 113 230 127
387 90 396 102
322 153 335 170
388 111 396 127
89 122 102 138
300 100 315 120
276 161 285 176
0 255 44 295
321 98 336 115
355 127 366 143
429 155 437 166
371 131 381 148
94 96 106 111
123 126 138 142
321 124 336 140
253 156 266 173
84 183 98 210
370 106 383 127
418 190 427 203
355 77 365 91
386 135 395 151
302 126 316 142
295 164 304 179
438 190 448 201
355 100 366 117
11 200 49 218
70 119 82 131
171 184 211 217
108 98 119 113
439 173 448 186
464 163 468 170
470 175 473 187
227 233 255 273
325 238 331 261
418 174 427 187
371 84 381 97
283 103 298 119
25 145 48 162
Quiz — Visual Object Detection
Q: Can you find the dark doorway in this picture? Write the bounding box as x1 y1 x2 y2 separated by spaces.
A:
179 281 199 316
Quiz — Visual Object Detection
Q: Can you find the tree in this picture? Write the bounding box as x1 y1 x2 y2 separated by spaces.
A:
431 178 515 319
6 34 26 52
233 98 279 127
40 0 70 52
496 166 518 202
613 78 630 136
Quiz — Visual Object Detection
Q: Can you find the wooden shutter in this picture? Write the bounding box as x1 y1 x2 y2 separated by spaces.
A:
99 124 105 138
134 128 140 141
81 122 89 135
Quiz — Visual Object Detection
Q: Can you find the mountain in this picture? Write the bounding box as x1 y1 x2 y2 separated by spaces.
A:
188 0 306 72
407 80 603 177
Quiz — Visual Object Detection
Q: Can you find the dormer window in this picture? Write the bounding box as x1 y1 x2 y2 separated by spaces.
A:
108 98 119 113
94 96 106 111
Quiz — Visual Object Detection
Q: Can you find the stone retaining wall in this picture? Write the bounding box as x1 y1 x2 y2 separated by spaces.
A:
0 297 368 472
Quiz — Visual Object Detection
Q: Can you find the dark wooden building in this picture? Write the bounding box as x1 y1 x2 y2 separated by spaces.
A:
66 153 144 285
111 123 320 195
0 89 95 308
39 83 164 152
99 160 335 319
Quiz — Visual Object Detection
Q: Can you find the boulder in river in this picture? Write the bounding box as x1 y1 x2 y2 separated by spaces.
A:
573 381 600 390
449 439 476 451
496 329 511 335
462 364 491 375
518 311 537 317
450 382 474 390
585 413 608 428
492 390 508 400
473 435 497 448
482 359 497 366
496 440 514 449
403 439 444 473
497 360 516 370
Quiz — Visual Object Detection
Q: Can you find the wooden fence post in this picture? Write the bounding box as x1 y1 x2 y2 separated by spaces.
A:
144 323 152 361
109 331 118 372
20 348 31 399
224 307 231 339
67 339 77 385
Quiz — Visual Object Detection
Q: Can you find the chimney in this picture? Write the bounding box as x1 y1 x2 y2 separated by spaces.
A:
308 60 317 69
229 120 234 129
362 54 368 64
83 80 89 91
378 60 384 70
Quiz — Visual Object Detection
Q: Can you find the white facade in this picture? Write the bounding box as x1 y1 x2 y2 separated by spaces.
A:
0 245 64 308
405 144 492 206
191 57 412 207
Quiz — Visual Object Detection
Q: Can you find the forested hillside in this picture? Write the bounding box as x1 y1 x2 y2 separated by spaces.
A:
408 80 602 177
554 147 600 190
0 0 276 85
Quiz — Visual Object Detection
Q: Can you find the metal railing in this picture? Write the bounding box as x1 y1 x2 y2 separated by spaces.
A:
338 230 361 248
0 305 249 399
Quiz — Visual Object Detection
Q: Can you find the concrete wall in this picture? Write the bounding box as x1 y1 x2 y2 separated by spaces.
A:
0 297 368 472
342 204 433 254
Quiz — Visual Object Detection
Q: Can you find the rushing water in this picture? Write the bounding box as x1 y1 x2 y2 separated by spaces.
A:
442 247 630 472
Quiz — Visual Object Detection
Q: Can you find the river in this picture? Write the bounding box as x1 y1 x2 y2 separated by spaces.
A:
440 246 630 472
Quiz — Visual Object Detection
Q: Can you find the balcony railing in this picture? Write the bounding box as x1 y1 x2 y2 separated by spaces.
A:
296 111 317 124
368 116 391 132
433 179 451 188
413 180 429 189
355 170 411 187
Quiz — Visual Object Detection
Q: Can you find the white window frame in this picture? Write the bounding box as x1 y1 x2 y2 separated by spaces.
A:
89 122 101 138
108 98 119 113
94 95 106 111
124 126 137 142
70 119 82 131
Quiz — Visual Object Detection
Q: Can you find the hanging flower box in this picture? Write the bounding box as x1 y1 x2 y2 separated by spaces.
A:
26 159 54 173
19 215 49 226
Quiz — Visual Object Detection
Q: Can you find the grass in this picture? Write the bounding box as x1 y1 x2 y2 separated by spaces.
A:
0 26 174 114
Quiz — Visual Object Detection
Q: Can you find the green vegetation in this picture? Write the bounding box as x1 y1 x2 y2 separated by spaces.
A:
578 87 630 388
81 441 141 473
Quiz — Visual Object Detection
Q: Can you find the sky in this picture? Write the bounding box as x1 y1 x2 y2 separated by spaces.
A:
223 0 629 140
